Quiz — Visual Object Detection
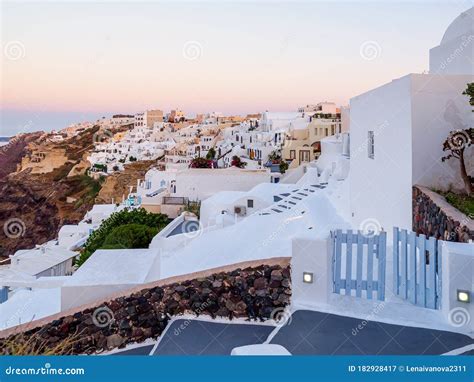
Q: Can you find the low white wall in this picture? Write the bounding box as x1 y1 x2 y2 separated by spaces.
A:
61 283 139 311
440 241 473 334
291 236 333 307
280 164 306 184
175 168 271 201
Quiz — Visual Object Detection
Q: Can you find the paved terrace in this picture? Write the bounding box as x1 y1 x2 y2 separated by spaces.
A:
114 310 473 356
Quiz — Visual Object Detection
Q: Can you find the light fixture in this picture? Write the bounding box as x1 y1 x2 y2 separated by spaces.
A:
303 272 313 284
457 290 470 303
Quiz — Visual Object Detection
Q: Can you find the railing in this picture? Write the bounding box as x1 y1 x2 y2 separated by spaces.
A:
162 196 188 205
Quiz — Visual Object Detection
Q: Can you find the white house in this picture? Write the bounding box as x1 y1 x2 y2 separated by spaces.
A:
200 182 296 227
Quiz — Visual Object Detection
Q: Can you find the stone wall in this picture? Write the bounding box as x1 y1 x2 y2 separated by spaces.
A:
0 261 291 355
413 186 473 242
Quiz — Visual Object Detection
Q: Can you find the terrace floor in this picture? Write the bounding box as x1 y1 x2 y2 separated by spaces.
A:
112 310 473 356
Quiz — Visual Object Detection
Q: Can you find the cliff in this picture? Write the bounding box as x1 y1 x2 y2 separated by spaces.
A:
0 124 141 259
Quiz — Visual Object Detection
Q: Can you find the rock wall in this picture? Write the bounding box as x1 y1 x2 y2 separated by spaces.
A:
0 262 291 355
413 186 473 242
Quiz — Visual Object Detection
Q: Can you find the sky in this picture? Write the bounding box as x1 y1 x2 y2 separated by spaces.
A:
1 0 472 136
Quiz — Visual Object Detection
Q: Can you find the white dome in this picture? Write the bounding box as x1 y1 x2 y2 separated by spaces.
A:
440 7 474 44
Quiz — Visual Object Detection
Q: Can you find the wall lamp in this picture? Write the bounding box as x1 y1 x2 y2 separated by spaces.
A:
457 290 470 303
303 272 314 284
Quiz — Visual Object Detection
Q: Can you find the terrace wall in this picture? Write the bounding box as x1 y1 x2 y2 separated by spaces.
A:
0 258 291 355
413 185 473 243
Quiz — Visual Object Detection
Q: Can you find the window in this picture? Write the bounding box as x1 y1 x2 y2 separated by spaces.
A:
325 128 328 136
290 150 296 159
299 150 310 164
247 199 254 208
368 131 375 159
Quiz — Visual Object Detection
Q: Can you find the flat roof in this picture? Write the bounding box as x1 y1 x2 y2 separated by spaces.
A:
63 249 158 286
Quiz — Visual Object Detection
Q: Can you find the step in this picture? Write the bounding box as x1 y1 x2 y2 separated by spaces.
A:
271 208 283 213
291 196 302 200
288 201 297 205
277 204 288 209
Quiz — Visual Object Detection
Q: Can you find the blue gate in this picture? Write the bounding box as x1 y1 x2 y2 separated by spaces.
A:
332 229 387 301
392 227 441 309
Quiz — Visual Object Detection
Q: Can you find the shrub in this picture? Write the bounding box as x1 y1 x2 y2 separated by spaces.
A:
206 147 216 160
102 224 158 249
279 161 289 174
190 157 213 168
76 208 168 266
231 155 246 168
92 163 107 172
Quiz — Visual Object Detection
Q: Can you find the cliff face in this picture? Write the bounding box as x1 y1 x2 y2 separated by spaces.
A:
0 125 137 259
0 132 45 178
95 160 157 204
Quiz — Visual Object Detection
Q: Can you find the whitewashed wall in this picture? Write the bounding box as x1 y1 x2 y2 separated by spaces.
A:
349 75 414 233
175 168 271 201
410 74 474 193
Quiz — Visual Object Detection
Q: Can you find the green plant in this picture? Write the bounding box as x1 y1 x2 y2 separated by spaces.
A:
206 147 216 160
434 190 474 217
462 82 474 109
279 161 289 174
76 208 168 266
102 224 158 249
92 163 107 172
268 150 282 163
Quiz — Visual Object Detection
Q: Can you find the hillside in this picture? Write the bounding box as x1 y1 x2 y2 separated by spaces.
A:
0 124 139 259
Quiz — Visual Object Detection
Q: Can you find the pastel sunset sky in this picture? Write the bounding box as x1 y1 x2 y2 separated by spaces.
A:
1 0 471 135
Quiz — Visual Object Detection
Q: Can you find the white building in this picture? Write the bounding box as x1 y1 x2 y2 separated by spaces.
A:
298 101 339 115
349 7 474 233
200 182 297 227
429 8 474 76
